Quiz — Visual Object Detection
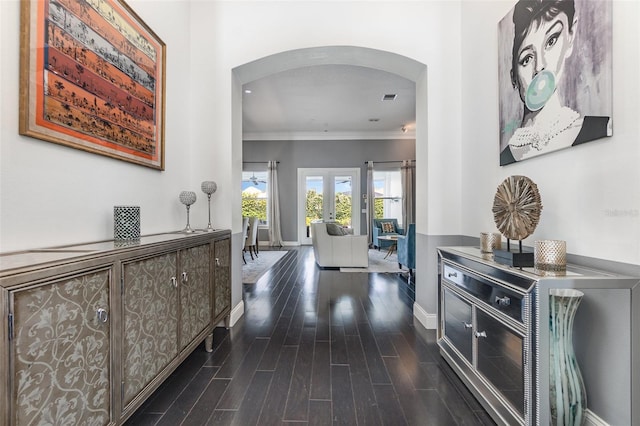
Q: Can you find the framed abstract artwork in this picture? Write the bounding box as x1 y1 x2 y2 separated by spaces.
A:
498 0 612 166
19 0 166 170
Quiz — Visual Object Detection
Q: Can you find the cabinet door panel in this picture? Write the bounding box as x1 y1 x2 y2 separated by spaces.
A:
179 244 211 350
12 269 111 425
213 238 231 318
443 288 473 364
476 309 524 415
122 252 178 406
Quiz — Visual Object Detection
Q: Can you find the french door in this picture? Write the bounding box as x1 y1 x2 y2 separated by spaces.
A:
298 168 360 245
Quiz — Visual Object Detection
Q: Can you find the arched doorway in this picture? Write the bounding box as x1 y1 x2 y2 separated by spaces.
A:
232 45 428 231
230 46 429 324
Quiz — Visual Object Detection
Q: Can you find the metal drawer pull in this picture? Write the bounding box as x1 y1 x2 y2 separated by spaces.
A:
96 308 109 323
182 271 188 282
463 322 473 329
447 272 458 278
170 277 178 288
495 296 511 306
475 331 487 338
215 257 220 266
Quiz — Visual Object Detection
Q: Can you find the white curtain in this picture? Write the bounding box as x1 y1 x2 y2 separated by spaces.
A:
268 161 283 247
366 161 375 247
401 160 415 229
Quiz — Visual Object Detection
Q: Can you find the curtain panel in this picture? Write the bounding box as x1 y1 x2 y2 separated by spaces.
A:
268 161 283 246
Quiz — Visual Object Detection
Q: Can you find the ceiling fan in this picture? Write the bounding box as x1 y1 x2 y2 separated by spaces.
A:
247 173 266 186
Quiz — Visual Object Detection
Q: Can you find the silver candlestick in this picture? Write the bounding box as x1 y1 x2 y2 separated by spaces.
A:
179 191 197 233
201 181 217 232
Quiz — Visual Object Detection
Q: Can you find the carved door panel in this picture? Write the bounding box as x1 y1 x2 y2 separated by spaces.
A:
11 268 111 425
179 244 211 350
213 238 231 319
122 252 178 406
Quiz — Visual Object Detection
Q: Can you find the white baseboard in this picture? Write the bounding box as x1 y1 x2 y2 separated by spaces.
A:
585 409 609 426
413 302 437 329
229 300 244 327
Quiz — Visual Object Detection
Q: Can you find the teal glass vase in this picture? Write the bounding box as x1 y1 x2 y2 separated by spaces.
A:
549 289 587 426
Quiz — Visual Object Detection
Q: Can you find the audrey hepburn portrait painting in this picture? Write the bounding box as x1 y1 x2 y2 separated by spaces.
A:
498 0 612 165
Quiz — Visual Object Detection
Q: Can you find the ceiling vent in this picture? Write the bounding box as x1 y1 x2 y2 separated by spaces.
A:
382 94 397 101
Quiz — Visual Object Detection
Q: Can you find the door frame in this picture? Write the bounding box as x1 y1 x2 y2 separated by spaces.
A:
297 167 361 245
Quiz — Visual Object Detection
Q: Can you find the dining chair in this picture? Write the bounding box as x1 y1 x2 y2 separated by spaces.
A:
241 217 250 264
244 217 260 260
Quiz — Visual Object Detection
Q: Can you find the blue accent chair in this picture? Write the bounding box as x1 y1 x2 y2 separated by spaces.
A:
397 224 415 274
372 218 404 249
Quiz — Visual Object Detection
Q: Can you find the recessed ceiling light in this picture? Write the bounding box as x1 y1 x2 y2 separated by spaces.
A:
382 94 397 101
244 89 252 94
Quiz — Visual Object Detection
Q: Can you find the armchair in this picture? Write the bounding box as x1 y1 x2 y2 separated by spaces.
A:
397 223 415 274
372 218 404 249
311 222 368 268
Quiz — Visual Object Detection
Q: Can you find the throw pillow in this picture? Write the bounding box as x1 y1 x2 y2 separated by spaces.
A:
381 221 395 233
326 223 346 236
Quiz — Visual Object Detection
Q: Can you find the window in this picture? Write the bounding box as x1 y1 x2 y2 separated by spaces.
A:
242 171 269 225
373 169 402 226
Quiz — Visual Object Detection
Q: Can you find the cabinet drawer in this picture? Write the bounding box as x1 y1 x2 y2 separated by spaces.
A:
443 263 524 323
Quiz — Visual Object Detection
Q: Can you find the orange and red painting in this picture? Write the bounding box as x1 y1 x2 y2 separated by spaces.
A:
19 0 166 170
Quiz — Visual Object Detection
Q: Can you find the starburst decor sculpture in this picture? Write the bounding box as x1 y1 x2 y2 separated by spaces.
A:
492 175 543 241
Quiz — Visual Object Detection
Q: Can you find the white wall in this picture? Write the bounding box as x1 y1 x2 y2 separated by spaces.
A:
460 0 640 266
188 0 462 238
0 0 194 252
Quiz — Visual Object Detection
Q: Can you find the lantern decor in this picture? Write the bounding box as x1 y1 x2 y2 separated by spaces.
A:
114 206 140 241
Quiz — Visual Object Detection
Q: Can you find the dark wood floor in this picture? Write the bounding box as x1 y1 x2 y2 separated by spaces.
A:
125 247 494 425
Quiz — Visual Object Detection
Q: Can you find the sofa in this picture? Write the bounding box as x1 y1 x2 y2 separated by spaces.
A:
372 218 404 249
311 222 368 268
397 223 415 274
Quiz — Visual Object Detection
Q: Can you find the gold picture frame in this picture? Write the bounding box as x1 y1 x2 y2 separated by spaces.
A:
19 0 166 170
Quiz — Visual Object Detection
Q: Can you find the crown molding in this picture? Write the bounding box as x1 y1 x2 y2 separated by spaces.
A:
243 130 416 141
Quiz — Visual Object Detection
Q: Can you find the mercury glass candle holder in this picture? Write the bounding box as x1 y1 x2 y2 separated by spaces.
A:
201 181 217 232
535 240 567 271
179 191 197 233
480 232 502 253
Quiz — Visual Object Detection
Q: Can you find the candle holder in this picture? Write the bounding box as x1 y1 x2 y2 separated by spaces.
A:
201 181 217 232
535 240 567 272
114 206 140 241
480 232 502 253
179 191 197 233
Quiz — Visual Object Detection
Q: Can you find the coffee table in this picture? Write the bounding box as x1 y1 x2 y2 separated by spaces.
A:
377 235 399 259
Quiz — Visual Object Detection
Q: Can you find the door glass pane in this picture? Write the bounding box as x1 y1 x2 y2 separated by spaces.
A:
305 176 323 237
334 175 352 227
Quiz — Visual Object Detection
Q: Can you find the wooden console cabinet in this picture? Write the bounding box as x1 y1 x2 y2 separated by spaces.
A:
0 231 231 425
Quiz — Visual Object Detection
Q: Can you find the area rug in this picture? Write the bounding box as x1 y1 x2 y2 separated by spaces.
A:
242 250 288 283
340 249 405 273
